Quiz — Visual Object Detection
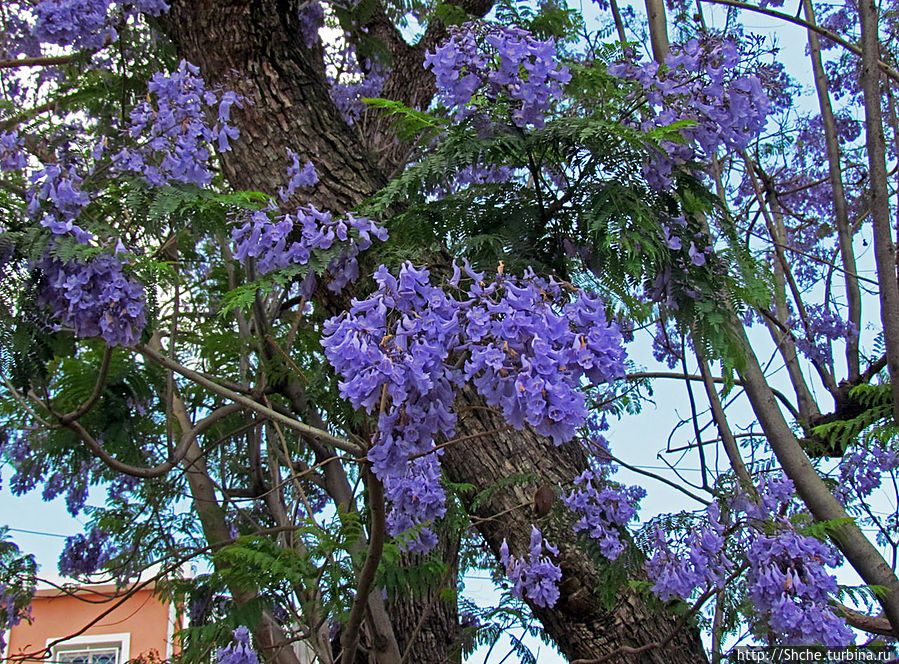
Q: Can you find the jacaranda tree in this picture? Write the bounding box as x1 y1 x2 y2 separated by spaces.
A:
1 0 899 661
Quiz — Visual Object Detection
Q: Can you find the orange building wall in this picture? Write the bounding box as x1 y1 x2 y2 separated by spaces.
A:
6 585 176 663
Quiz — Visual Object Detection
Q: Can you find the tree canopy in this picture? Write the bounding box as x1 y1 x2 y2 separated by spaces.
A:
1 0 899 661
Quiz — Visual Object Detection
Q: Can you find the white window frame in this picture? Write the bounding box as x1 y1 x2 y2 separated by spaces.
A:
47 633 131 664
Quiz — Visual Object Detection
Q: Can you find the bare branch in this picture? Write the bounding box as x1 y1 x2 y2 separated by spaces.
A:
135 342 361 455
699 0 899 84
340 469 388 664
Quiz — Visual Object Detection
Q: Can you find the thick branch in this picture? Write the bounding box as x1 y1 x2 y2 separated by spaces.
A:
644 0 670 62
835 603 894 637
732 323 899 634
803 0 862 380
58 348 114 424
340 470 388 664
55 402 241 478
0 53 89 69
694 350 754 492
858 0 899 423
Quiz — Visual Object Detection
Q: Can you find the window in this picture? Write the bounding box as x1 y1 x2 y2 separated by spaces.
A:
48 634 130 664
56 647 120 664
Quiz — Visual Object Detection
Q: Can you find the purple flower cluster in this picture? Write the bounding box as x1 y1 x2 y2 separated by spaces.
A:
322 263 459 550
278 150 318 202
40 461 90 516
32 0 115 50
424 23 571 128
562 450 645 560
609 37 772 189
383 456 446 552
644 212 716 310
465 270 627 443
0 133 26 172
230 205 388 292
322 262 628 550
2 433 45 497
59 528 115 577
754 473 796 518
112 61 242 187
28 165 93 244
37 251 146 347
297 2 324 48
836 443 899 504
328 52 387 126
216 626 259 664
31 0 169 50
645 474 853 645
500 526 562 608
791 304 858 367
645 504 731 601
746 529 854 645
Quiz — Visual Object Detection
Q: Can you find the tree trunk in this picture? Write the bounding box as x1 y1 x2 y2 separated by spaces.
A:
443 387 708 664
159 1 710 660
387 541 462 664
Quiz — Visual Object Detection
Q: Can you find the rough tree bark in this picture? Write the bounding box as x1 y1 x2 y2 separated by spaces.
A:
159 1 710 661
443 387 708 664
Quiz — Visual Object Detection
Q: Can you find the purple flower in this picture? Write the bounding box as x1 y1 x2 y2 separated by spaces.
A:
563 449 645 560
322 263 628 553
32 0 115 50
278 150 319 201
37 250 146 347
0 133 26 171
746 529 853 645
790 304 858 367
328 49 386 125
297 2 324 47
500 526 562 608
112 61 242 187
424 22 570 129
609 36 772 190
59 528 115 577
836 444 899 504
688 242 706 266
230 205 387 292
216 626 259 664
645 505 731 601
384 455 446 552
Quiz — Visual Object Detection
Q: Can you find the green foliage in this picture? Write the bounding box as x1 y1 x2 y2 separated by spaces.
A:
578 532 636 611
458 596 555 664
790 515 856 542
0 528 37 629
432 2 470 25
809 384 894 456
363 98 448 142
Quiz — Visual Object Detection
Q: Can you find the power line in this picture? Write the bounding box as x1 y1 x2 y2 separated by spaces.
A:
5 526 70 539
